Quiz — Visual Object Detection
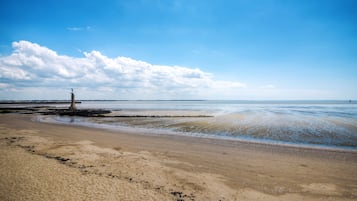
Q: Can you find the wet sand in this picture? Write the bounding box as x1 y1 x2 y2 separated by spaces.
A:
1 113 356 200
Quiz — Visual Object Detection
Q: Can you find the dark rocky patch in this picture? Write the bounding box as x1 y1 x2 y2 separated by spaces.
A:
170 191 195 201
43 154 70 163
41 109 111 117
0 106 111 117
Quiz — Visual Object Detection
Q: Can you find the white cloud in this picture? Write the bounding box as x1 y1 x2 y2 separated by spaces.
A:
260 84 276 89
0 66 31 80
212 81 246 89
67 27 82 31
0 40 246 99
67 26 92 31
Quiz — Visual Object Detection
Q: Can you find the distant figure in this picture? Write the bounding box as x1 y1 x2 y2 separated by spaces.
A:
70 88 76 111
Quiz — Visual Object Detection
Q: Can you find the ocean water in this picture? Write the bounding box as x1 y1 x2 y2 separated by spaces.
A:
46 100 357 149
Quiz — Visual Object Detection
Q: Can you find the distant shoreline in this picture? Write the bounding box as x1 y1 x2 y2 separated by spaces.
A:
0 101 82 104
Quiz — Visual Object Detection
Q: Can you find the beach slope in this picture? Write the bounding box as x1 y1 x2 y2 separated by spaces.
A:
1 114 356 201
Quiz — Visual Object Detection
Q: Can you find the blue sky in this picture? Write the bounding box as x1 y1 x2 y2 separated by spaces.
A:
0 0 356 100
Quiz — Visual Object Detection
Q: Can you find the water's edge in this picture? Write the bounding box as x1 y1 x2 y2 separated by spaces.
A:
35 114 357 153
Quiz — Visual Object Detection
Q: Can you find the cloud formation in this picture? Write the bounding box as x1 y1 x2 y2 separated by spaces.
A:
0 41 245 99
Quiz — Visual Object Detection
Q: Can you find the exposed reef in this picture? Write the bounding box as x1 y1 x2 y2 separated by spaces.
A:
0 106 213 118
42 109 112 117
0 106 110 117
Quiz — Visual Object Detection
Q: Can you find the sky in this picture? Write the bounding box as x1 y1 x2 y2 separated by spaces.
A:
0 0 356 100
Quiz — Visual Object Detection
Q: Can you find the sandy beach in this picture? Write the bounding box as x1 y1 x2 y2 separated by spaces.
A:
1 113 356 201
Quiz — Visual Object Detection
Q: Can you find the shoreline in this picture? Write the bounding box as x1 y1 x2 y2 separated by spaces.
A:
1 113 357 200
36 114 357 154
2 102 357 150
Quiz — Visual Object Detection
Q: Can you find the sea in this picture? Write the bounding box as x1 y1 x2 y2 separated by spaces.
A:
39 100 357 150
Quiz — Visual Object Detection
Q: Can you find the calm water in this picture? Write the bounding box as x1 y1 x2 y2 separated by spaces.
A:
45 100 357 149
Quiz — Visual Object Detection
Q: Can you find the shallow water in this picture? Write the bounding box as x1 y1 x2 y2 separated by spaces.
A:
42 100 357 149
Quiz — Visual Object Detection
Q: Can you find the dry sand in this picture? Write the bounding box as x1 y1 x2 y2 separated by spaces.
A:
0 113 356 201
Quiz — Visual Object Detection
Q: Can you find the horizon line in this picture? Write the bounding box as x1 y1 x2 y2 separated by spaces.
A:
0 99 355 102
